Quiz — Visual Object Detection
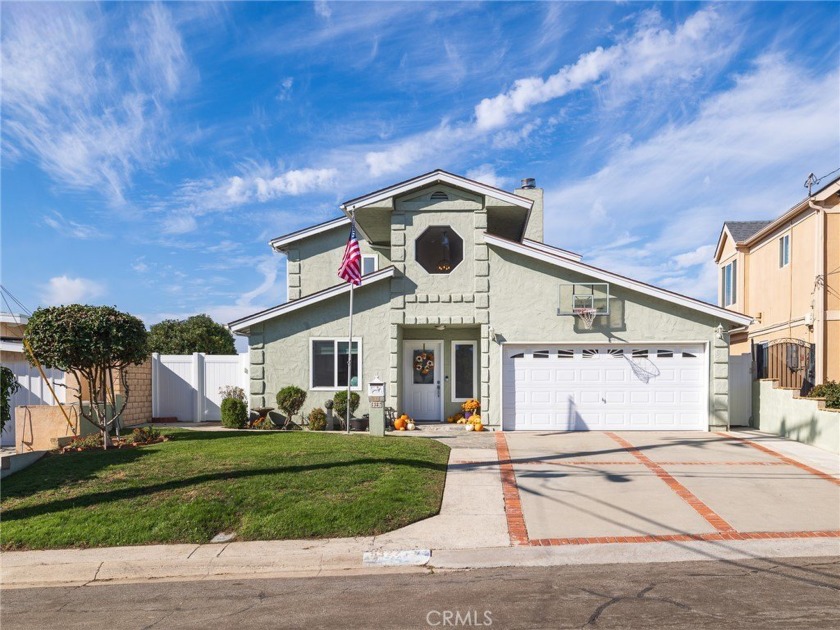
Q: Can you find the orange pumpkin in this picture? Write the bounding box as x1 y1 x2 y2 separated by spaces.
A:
474 422 484 432
394 417 407 430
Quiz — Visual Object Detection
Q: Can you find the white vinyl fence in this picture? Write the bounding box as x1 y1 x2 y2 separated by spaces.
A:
1 358 66 447
152 353 249 422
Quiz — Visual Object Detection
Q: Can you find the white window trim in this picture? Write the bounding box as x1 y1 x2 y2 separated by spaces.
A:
362 254 378 276
309 337 363 391
450 340 478 403
779 234 790 268
722 260 737 307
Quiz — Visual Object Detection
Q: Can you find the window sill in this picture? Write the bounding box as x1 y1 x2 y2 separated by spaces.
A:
310 387 362 392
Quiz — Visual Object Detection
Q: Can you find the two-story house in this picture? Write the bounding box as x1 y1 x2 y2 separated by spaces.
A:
714 173 840 406
231 170 750 431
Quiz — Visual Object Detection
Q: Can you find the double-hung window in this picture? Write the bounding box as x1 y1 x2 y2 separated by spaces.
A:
451 341 477 402
722 260 737 307
779 234 790 268
310 338 361 390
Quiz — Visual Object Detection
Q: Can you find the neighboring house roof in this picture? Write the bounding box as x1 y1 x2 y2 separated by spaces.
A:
723 221 772 243
0 313 28 325
715 173 840 261
269 216 350 251
484 234 753 326
340 169 533 213
229 266 396 333
0 340 24 354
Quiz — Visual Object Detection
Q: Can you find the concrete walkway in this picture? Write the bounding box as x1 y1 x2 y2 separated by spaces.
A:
2 430 838 589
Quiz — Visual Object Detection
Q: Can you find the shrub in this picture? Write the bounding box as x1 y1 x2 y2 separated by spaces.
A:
276 386 307 423
308 408 327 431
333 391 360 421
221 398 248 428
1 366 21 434
218 385 246 402
126 426 161 444
62 433 104 451
808 381 840 409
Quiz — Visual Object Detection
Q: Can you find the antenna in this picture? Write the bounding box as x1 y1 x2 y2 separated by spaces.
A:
804 172 818 196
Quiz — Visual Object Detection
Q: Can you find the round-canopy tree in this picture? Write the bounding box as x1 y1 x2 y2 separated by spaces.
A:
148 314 235 355
25 305 148 449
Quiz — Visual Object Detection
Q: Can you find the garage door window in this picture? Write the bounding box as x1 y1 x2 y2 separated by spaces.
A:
582 348 599 358
657 349 674 358
608 348 624 358
451 341 477 401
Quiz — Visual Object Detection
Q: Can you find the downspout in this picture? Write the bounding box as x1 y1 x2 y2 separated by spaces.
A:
808 200 826 384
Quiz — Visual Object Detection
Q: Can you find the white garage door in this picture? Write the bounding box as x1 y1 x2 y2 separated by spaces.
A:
503 344 707 431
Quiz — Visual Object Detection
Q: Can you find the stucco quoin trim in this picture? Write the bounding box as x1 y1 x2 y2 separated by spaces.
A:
484 234 753 326
228 266 396 333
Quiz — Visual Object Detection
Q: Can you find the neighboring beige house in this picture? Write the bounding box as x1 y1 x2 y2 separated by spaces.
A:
231 170 750 432
714 173 840 392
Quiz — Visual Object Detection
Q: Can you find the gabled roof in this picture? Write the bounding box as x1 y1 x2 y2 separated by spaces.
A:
340 169 533 213
724 221 772 243
522 239 582 262
715 172 840 261
269 216 350 251
228 266 396 333
484 234 753 326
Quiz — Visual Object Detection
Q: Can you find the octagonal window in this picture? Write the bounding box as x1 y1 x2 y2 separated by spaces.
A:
415 226 463 274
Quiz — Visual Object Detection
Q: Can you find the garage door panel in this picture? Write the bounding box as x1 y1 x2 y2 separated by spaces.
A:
504 344 707 431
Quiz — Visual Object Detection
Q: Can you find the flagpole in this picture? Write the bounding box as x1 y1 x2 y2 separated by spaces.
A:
345 279 354 434
345 211 355 434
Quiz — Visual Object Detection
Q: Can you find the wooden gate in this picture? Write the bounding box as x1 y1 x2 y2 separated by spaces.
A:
754 339 815 394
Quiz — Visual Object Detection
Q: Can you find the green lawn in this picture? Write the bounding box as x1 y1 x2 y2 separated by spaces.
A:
0 430 450 550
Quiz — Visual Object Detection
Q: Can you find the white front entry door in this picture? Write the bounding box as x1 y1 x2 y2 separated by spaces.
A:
503 344 708 431
403 340 443 421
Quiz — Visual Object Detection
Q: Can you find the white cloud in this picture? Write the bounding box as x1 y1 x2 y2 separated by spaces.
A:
41 276 105 305
542 56 839 302
1 3 190 204
276 76 294 101
314 1 332 19
465 164 508 190
43 211 108 239
162 214 198 235
474 7 726 130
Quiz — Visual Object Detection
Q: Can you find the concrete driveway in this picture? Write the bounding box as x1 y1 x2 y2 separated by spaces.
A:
497 431 840 546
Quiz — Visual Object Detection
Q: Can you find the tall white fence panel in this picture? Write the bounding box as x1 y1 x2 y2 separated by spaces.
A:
729 353 753 426
152 353 249 422
1 359 65 446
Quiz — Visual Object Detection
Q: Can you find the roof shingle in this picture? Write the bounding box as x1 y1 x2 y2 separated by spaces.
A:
724 220 772 242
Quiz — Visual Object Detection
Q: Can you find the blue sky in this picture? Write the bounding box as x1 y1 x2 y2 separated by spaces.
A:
2 1 838 343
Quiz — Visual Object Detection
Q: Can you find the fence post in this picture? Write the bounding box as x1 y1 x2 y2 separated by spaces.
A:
151 353 160 419
193 353 205 423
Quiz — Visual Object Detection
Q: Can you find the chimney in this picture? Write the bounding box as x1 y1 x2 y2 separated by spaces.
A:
514 177 543 242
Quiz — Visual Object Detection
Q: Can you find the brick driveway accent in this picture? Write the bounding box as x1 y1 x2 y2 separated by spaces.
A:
494 431 840 547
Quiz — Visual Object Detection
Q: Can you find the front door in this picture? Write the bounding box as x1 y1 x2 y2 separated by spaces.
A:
403 340 443 421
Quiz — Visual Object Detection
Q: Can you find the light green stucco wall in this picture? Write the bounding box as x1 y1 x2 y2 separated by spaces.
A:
286 224 389 300
248 281 391 418
753 380 840 454
485 247 731 429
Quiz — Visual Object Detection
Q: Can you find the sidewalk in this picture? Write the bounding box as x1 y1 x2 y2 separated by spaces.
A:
2 430 838 589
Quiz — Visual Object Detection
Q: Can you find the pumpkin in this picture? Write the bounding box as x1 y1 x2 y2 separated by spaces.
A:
406 421 416 431
394 417 407 430
474 422 484 432
465 423 474 431
470 414 481 424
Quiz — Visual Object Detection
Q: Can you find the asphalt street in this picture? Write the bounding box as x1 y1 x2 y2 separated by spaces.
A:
3 555 839 629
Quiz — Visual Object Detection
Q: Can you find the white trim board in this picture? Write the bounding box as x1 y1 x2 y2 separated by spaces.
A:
484 234 753 327
309 337 363 392
269 216 350 251
340 170 533 213
229 267 396 333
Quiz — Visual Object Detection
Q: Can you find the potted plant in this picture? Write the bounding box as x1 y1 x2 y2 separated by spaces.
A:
462 398 480 419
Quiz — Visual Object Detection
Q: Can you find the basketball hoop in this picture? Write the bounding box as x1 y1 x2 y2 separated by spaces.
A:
623 354 661 384
573 307 597 330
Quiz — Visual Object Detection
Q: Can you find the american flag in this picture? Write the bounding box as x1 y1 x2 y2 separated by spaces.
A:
337 219 362 286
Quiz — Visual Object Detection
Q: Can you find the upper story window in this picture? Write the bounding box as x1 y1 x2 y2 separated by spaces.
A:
779 234 790 268
416 226 464 274
722 260 737 307
362 254 378 276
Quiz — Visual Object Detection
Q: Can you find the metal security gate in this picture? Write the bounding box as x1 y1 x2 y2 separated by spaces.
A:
754 339 815 394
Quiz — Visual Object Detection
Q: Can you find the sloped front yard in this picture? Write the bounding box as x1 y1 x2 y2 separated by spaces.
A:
0 431 450 550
